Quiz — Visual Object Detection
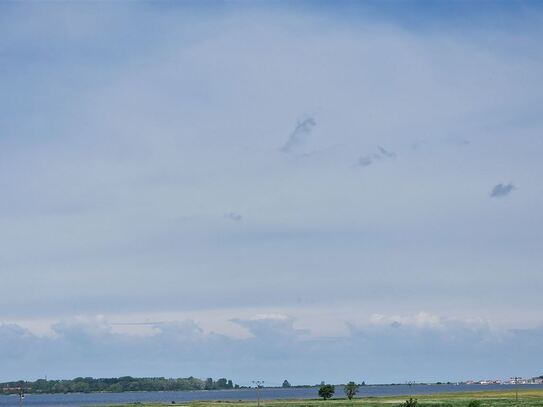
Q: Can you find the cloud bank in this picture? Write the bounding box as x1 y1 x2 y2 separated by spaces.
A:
1 313 543 384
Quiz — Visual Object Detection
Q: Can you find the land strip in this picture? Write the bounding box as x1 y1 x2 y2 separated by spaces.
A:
100 389 543 407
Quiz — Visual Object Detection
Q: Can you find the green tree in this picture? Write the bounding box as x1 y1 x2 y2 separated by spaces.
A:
108 383 123 393
344 381 359 400
204 378 214 390
282 380 291 388
318 384 335 400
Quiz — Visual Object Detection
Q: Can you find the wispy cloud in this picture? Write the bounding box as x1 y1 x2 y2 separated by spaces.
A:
490 183 515 198
224 212 242 222
280 117 316 153
377 146 397 159
357 146 397 167
357 155 376 167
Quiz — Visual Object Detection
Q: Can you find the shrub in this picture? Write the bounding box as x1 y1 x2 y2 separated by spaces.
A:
399 397 417 407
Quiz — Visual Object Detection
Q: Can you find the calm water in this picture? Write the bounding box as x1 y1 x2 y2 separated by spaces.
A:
1 384 542 407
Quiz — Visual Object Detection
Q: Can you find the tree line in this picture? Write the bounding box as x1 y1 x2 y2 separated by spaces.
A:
1 376 237 394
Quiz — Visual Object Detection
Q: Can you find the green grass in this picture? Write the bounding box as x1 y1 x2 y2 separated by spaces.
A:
99 389 543 407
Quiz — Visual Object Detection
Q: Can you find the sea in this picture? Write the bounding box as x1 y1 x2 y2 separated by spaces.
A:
1 384 542 407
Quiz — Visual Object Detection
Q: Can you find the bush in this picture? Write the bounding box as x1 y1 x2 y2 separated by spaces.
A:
399 397 417 407
467 401 482 407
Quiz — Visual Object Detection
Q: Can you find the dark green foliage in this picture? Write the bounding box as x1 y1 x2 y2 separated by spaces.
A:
282 380 291 388
467 401 482 407
216 378 233 389
344 381 359 400
399 397 418 407
0 376 236 394
318 384 335 400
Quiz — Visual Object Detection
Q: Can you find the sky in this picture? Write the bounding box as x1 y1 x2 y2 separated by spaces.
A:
1 0 543 385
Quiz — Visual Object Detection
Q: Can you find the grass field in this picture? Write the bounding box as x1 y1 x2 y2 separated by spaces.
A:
101 389 543 407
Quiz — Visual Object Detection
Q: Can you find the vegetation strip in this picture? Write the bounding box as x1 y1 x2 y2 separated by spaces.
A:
1 377 238 394
97 390 543 407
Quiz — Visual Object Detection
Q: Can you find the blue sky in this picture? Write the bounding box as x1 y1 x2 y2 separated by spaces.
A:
1 1 543 384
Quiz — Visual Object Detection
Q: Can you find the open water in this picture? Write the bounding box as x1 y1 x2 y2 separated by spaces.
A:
1 384 543 407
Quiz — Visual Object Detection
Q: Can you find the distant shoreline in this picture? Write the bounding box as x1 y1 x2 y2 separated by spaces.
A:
2 382 543 396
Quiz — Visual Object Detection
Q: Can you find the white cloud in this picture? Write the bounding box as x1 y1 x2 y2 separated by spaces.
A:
370 312 443 329
249 313 289 321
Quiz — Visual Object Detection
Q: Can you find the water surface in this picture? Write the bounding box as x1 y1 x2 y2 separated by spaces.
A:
1 384 542 407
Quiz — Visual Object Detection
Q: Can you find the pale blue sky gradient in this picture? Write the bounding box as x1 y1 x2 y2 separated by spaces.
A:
1 1 542 384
